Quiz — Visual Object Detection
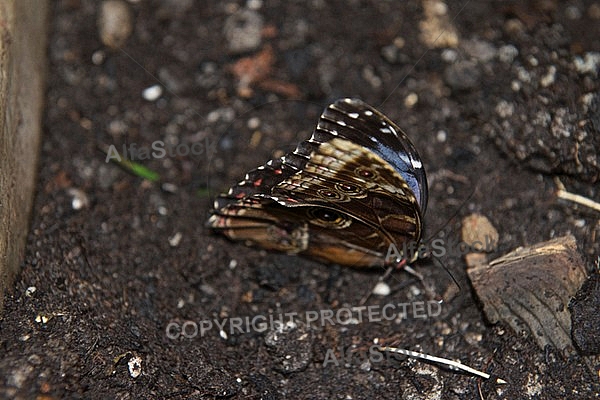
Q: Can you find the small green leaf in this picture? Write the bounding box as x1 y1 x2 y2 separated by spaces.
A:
100 145 161 182
122 159 161 182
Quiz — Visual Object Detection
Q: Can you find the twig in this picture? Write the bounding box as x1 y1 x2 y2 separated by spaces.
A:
555 178 600 213
376 343 507 384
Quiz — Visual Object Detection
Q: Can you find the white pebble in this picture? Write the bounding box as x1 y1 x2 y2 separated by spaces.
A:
495 100 514 118
441 49 458 63
91 50 106 65
573 52 600 75
168 232 183 247
67 188 90 210
247 117 261 129
540 66 556 87
373 282 391 296
128 356 142 378
436 130 447 142
404 93 418 108
142 84 163 101
498 44 518 63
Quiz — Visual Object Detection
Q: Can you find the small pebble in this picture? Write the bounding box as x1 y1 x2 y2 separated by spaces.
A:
573 52 600 76
540 66 556 87
67 188 90 210
436 130 447 142
381 44 403 64
373 282 391 296
495 100 514 118
223 9 263 54
142 84 163 101
441 48 458 63
498 44 519 64
247 117 261 129
461 213 499 252
409 285 421 297
527 55 539 67
168 232 182 247
161 182 178 193
98 0 133 49
419 0 459 48
91 50 106 65
127 356 142 378
404 93 418 108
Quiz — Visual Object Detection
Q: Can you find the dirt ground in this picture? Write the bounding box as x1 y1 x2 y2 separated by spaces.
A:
1 0 600 398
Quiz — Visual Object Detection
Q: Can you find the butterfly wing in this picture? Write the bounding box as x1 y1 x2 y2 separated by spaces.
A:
320 98 427 214
207 98 427 267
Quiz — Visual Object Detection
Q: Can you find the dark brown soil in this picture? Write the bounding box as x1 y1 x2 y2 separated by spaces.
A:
1 0 599 398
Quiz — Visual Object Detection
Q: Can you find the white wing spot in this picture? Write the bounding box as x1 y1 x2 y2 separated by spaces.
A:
337 120 347 126
410 156 422 169
348 112 359 119
364 110 373 116
380 127 392 134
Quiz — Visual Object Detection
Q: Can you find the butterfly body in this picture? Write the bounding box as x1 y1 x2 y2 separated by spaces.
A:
207 98 427 267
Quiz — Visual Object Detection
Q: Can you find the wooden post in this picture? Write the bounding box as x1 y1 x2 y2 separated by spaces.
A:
0 0 48 314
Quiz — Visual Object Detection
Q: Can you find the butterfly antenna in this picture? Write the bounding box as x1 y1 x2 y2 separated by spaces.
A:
432 254 461 291
424 181 477 243
423 180 478 291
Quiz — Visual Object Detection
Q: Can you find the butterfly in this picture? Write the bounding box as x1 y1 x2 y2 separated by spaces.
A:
207 98 427 267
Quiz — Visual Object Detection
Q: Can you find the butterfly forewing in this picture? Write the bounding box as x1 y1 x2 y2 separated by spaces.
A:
320 99 427 213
